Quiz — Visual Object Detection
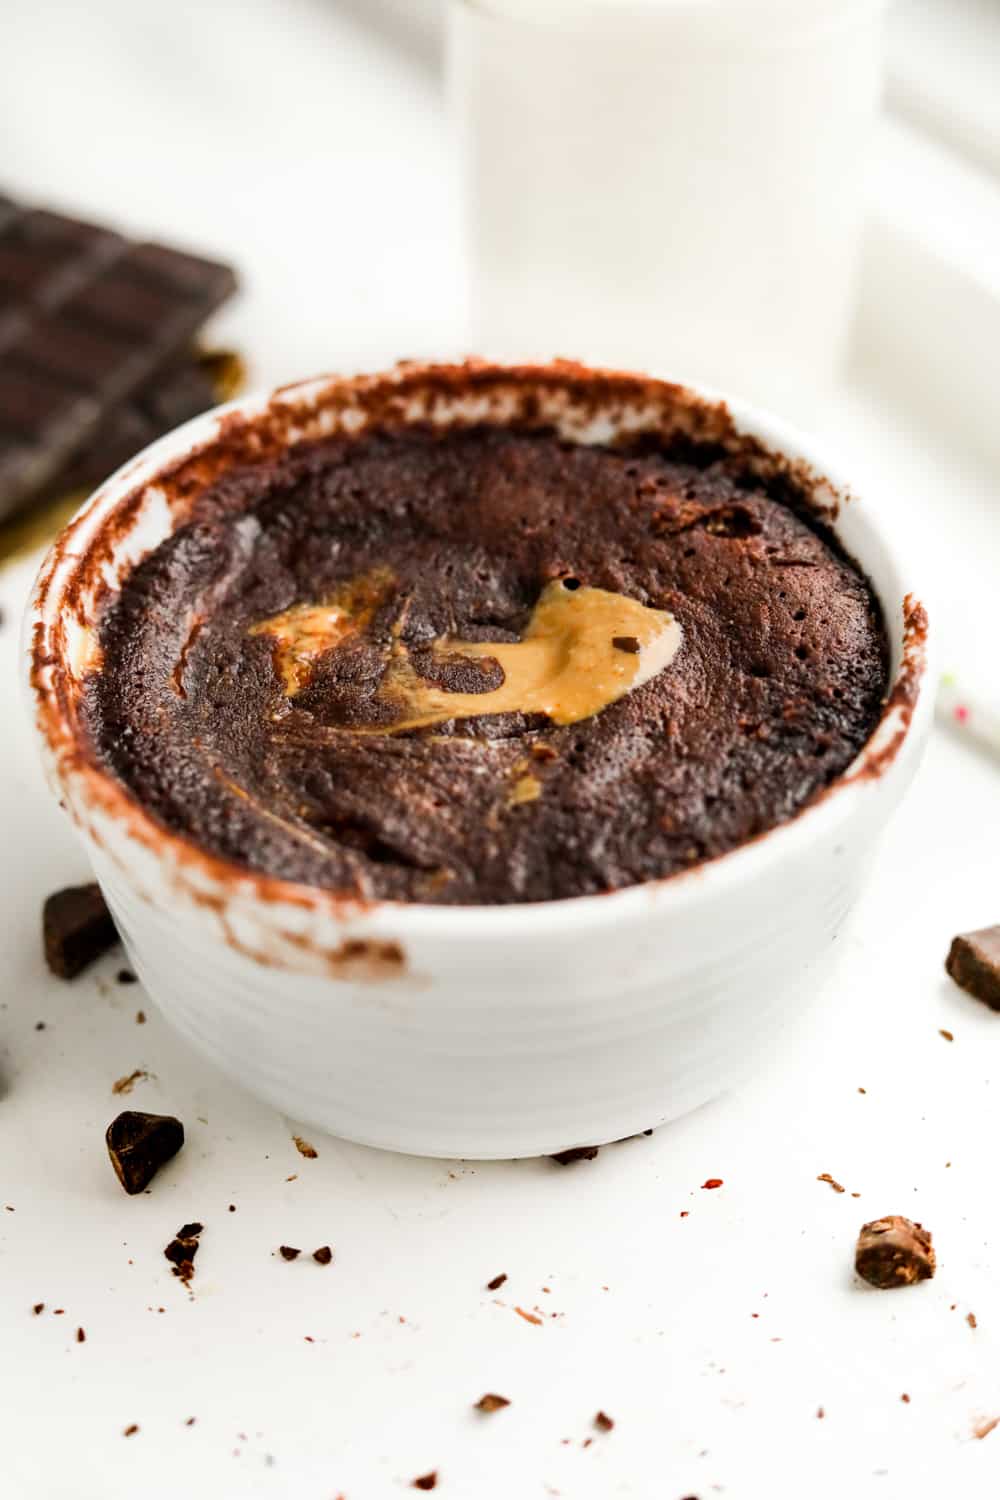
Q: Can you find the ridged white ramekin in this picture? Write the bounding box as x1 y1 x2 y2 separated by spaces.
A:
24 361 932 1158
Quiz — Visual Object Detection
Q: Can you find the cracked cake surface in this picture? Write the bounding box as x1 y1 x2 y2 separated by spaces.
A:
84 425 888 904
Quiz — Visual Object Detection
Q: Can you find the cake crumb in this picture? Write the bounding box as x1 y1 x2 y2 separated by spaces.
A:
112 1068 151 1096
515 1306 542 1326
475 1394 510 1413
817 1173 845 1194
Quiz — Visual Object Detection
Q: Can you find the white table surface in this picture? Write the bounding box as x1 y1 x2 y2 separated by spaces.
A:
3 4 1000 1498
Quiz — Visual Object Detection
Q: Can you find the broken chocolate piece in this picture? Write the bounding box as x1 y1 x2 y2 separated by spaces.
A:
279 1245 301 1261
42 882 117 979
550 1145 600 1165
312 1246 333 1265
946 927 1000 1010
106 1110 184 1195
164 1221 203 1285
855 1215 936 1289
412 1473 438 1491
474 1394 510 1413
611 635 640 653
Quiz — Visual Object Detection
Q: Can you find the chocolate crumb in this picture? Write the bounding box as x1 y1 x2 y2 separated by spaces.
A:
939 1028 954 1042
35 1021 45 1031
486 1273 507 1291
312 1246 333 1265
816 1406 825 1419
702 1178 724 1190
43 883 119 980
901 1394 910 1403
412 1472 438 1490
164 1222 203 1285
946 927 1000 1010
968 1312 978 1329
817 1173 846 1194
228 1204 236 1213
550 1145 599 1165
475 1394 510 1413
76 1326 86 1343
292 1135 318 1159
123 1424 139 1437
106 1110 184 1194
117 969 137 985
185 1417 196 1426
611 635 640 654
594 1411 614 1432
32 1303 44 1315
858 1087 867 1094
135 1010 146 1024
279 1245 301 1261
53 1308 64 1315
112 1068 151 1096
855 1215 935 1289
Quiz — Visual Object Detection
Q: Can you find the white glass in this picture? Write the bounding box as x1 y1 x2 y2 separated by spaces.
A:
450 0 887 411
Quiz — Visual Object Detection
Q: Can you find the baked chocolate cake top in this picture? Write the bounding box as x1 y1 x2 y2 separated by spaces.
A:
84 425 888 905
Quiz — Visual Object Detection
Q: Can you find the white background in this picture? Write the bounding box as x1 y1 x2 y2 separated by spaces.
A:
2 3 1000 1497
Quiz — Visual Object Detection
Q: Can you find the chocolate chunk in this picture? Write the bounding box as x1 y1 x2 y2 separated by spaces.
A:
550 1145 600 1165
855 1215 936 1289
946 927 1000 1010
475 1394 510 1413
279 1245 300 1261
611 635 640 653
0 193 236 522
106 1110 184 1194
412 1473 438 1491
312 1246 333 1265
43 882 118 979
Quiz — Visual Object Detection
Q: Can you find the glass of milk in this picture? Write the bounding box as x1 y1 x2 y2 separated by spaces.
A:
449 0 887 412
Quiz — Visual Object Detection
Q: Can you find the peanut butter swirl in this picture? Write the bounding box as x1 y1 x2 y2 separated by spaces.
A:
252 575 683 732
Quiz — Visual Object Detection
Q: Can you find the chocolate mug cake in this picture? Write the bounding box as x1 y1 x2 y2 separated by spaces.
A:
84 419 888 905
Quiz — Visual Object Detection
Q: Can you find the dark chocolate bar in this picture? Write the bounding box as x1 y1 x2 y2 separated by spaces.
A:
43 349 241 502
0 194 236 521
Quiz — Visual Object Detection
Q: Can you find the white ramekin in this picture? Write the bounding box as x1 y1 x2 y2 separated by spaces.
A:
24 361 932 1159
